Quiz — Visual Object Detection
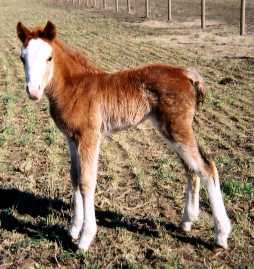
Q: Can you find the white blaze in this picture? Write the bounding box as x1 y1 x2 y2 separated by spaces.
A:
21 38 53 100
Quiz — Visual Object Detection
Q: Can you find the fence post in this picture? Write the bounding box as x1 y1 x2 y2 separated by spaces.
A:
201 0 206 29
127 0 131 13
168 0 172 21
145 0 149 18
240 0 246 35
103 0 106 9
115 0 119 12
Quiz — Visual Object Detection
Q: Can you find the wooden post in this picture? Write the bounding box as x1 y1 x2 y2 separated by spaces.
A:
103 0 106 9
127 0 131 13
168 0 172 21
145 0 149 18
240 0 246 35
115 0 119 12
201 0 206 29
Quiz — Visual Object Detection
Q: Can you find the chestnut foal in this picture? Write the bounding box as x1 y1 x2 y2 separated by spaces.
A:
16 21 231 251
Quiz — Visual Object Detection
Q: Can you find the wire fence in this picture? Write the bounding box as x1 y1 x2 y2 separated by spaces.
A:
51 0 253 35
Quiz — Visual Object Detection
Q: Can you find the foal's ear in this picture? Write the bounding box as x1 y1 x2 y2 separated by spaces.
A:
16 22 30 43
42 21 56 40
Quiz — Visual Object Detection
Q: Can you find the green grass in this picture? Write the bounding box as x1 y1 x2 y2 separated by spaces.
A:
0 0 253 268
222 179 254 199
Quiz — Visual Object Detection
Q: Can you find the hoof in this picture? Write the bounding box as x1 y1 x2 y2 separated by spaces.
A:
78 229 96 252
78 244 89 252
78 238 92 252
215 218 231 250
181 221 192 232
216 234 229 250
69 225 81 240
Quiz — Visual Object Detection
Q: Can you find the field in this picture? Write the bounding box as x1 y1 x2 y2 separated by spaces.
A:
0 0 254 268
96 0 254 34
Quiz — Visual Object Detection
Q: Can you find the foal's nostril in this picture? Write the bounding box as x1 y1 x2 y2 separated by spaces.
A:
26 86 39 101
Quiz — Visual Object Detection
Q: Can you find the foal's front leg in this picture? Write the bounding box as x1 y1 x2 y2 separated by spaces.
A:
68 139 84 240
77 133 101 251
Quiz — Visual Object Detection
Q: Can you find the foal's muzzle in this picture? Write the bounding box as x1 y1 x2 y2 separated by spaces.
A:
26 86 41 101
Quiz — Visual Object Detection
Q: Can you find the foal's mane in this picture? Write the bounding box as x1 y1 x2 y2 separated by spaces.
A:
53 39 104 74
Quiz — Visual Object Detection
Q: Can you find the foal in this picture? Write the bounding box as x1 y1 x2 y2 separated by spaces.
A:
16 21 231 251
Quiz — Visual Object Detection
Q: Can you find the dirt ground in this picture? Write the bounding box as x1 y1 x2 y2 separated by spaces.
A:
0 0 253 268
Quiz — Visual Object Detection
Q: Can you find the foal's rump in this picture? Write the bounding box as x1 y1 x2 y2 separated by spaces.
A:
126 64 205 109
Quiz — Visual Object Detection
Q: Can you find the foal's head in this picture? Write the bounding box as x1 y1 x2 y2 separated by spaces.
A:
17 21 56 101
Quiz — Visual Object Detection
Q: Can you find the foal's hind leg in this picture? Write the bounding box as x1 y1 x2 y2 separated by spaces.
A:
68 139 84 240
181 172 200 232
161 123 231 249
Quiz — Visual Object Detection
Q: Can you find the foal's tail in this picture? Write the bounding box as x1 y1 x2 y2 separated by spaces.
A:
184 67 206 108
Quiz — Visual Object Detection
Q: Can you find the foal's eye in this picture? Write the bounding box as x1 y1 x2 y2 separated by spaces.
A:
47 56 52 62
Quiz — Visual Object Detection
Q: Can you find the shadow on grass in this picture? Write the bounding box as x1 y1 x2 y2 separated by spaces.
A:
0 188 69 217
0 188 76 251
0 188 213 251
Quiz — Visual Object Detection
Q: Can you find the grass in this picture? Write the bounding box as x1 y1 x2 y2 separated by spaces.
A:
0 0 253 268
222 179 254 199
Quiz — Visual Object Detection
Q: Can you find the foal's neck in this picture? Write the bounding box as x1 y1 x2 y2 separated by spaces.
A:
45 40 106 135
46 39 104 99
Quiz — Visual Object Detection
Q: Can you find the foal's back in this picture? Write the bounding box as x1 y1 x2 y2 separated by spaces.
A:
97 64 196 133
